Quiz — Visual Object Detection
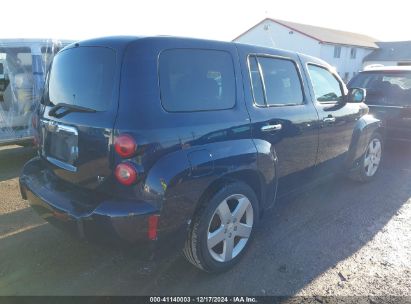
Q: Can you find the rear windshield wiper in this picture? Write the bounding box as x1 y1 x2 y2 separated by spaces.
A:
49 103 96 117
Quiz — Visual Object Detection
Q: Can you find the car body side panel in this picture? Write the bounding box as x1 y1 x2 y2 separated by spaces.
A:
236 44 319 201
115 37 270 232
251 139 278 208
149 140 260 235
298 53 371 176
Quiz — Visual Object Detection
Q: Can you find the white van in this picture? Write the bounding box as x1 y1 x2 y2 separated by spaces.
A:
0 39 73 146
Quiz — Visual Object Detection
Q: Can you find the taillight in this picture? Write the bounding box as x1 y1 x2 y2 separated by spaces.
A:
148 215 159 240
114 163 137 186
31 115 38 129
114 134 137 158
32 114 39 147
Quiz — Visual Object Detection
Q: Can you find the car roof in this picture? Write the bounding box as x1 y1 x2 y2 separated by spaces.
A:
59 35 330 70
362 65 411 72
63 35 310 60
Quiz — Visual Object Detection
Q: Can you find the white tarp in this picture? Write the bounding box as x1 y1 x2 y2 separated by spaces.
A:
0 39 73 145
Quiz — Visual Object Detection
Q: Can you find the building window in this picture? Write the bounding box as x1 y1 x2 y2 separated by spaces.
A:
350 48 357 59
334 46 341 58
344 72 349 83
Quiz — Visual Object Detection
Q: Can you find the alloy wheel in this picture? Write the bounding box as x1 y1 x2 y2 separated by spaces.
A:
364 138 382 177
207 194 254 263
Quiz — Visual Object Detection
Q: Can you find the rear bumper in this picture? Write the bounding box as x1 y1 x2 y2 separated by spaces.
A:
19 157 163 246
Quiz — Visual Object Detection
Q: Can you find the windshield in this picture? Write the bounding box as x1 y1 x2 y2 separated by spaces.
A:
349 71 411 106
47 46 116 111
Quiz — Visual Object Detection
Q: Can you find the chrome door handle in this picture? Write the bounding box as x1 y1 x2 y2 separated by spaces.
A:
323 117 336 123
261 124 282 132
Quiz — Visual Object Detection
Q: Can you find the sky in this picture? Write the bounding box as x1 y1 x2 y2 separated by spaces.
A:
2 0 411 42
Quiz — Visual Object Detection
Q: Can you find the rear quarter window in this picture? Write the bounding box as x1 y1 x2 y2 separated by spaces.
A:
159 49 236 112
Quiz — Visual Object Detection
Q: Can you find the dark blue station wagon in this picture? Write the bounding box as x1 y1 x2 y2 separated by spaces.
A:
20 36 382 272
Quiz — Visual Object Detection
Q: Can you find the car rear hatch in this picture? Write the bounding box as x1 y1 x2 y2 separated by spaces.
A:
39 45 120 191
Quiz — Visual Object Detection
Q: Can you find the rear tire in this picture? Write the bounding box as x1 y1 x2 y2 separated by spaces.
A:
183 182 259 273
349 132 383 182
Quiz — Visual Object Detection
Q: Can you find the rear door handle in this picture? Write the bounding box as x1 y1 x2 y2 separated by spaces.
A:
261 124 282 132
323 116 336 123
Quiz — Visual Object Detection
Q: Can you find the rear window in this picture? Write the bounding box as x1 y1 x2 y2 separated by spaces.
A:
249 55 304 106
349 71 411 106
47 47 116 111
159 49 236 112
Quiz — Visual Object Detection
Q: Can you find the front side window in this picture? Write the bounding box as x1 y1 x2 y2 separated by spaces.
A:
249 55 304 106
308 64 343 103
159 49 235 112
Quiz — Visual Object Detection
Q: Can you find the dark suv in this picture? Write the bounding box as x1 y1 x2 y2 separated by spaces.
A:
349 66 411 143
20 36 382 272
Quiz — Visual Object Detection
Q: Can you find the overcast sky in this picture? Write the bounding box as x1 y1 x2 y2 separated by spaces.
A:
3 0 410 42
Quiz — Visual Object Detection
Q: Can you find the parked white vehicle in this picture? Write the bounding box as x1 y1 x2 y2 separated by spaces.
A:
0 39 73 146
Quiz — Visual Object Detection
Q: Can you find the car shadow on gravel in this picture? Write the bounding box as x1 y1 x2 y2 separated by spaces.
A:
0 145 36 182
128 145 411 296
0 145 410 295
0 207 45 237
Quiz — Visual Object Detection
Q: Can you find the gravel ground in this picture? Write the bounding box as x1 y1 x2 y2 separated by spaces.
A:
0 144 410 297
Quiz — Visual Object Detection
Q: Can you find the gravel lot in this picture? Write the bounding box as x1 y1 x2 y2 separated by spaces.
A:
0 144 410 296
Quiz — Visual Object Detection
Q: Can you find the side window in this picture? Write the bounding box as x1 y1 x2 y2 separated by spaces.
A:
307 64 343 103
248 56 265 106
249 55 304 106
159 49 236 112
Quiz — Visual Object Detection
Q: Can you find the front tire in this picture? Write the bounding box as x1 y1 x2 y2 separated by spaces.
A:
183 182 259 273
350 132 383 182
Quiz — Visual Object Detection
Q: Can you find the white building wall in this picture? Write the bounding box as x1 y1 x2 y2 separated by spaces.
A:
235 20 375 82
320 45 374 81
235 20 322 55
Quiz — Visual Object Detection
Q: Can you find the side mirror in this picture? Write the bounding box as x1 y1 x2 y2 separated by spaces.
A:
347 88 366 103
